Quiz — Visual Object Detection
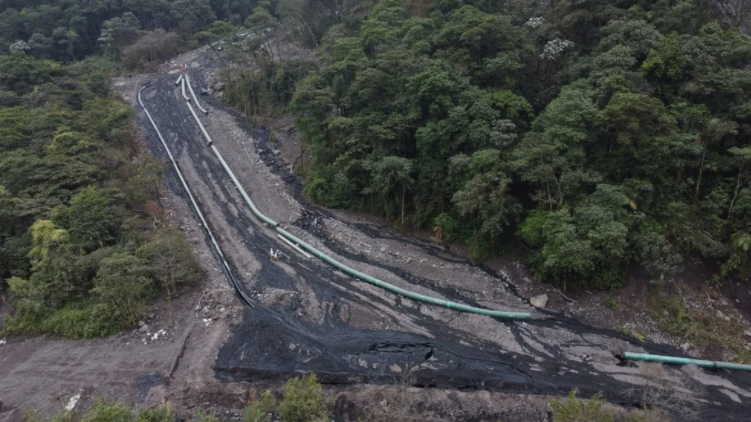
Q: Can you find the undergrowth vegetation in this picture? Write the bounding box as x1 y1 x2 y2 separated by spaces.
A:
0 55 200 338
23 375 329 422
649 292 751 363
550 389 679 422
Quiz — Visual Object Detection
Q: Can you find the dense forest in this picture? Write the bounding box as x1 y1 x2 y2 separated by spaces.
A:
0 0 360 70
0 55 200 337
255 0 751 290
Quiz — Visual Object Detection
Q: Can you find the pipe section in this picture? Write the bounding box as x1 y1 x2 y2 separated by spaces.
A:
175 74 183 86
185 102 279 227
624 352 751 372
182 97 531 321
185 74 209 114
181 78 191 101
138 84 254 308
275 227 531 319
278 234 312 259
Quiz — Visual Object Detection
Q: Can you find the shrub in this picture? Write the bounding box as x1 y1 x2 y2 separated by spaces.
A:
193 411 220 422
137 229 201 296
22 400 177 422
136 403 173 422
92 252 154 328
243 391 276 422
81 399 134 422
550 390 614 422
40 306 119 339
278 374 328 422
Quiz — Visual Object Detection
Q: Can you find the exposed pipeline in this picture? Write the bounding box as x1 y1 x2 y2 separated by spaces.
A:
185 74 209 115
182 100 531 321
138 84 254 308
181 78 191 101
623 352 751 372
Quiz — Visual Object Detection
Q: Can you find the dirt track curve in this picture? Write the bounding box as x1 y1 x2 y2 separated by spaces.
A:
129 53 751 421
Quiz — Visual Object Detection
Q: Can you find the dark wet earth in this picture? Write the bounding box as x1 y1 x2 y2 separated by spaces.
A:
136 59 751 421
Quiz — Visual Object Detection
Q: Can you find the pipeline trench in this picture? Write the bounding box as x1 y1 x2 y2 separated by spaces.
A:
135 66 751 421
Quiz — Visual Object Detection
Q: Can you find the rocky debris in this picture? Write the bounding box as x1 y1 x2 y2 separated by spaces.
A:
530 294 549 309
256 288 296 306
138 324 150 333
193 290 228 320
151 329 167 341
208 81 225 95
681 342 691 351
716 310 724 319
138 320 146 327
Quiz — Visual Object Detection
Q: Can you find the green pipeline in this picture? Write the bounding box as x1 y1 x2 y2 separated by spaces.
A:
624 352 751 372
184 101 531 321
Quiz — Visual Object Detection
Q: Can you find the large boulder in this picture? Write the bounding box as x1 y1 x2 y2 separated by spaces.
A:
530 294 549 309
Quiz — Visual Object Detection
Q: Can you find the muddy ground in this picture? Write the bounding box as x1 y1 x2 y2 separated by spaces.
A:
2 46 751 422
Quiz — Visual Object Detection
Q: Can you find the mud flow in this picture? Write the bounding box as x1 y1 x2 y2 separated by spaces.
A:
134 57 751 421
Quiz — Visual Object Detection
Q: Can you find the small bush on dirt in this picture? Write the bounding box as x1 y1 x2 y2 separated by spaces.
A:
628 363 698 422
550 390 614 422
243 391 276 422
136 401 173 422
81 399 134 422
241 374 328 422
607 299 619 310
616 325 647 343
278 374 328 422
193 411 220 422
137 228 201 297
21 409 76 422
21 396 174 422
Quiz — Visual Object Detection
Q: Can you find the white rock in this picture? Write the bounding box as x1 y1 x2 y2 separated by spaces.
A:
716 310 724 319
530 294 549 308
65 393 81 411
138 324 149 333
